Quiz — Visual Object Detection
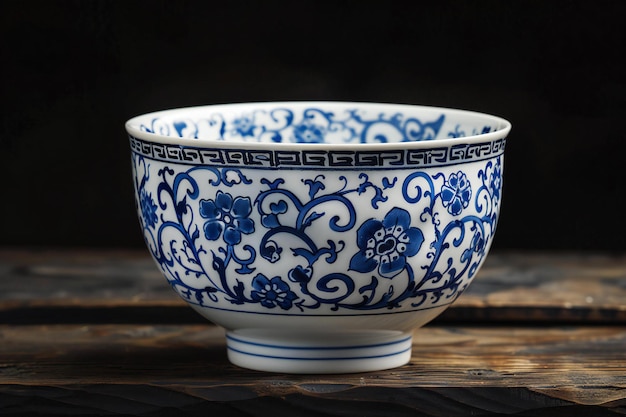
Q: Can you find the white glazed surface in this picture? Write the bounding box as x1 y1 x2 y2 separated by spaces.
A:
127 102 510 373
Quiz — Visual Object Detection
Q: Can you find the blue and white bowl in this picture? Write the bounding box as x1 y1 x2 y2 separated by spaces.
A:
126 102 511 373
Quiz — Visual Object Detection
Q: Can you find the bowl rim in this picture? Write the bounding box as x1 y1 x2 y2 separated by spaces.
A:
125 101 512 151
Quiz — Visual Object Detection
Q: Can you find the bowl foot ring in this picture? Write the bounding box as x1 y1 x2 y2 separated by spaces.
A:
225 329 413 374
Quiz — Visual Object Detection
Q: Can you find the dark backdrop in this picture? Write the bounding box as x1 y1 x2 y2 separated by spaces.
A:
2 0 625 251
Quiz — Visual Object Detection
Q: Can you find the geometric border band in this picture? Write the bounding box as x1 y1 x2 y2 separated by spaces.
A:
129 136 505 169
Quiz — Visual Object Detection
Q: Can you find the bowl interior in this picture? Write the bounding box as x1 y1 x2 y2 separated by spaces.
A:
126 102 509 146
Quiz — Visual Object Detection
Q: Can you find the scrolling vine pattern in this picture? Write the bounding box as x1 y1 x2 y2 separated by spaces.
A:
140 106 449 144
133 156 502 313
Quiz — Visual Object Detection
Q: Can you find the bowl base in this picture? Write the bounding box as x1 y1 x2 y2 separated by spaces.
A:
225 329 412 374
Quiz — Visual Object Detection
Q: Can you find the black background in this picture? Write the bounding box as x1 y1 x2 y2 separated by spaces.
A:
2 0 625 251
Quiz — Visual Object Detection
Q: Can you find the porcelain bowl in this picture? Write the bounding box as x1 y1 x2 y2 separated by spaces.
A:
126 102 510 373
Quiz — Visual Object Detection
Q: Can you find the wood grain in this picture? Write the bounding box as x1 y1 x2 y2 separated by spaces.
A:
1 325 625 406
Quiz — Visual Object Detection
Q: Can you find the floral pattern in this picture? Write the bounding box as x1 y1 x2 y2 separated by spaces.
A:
293 121 325 143
232 115 256 137
350 208 424 279
490 161 502 199
139 106 452 144
139 189 158 229
199 191 254 245
441 172 472 216
250 274 298 310
133 153 503 314
131 108 505 314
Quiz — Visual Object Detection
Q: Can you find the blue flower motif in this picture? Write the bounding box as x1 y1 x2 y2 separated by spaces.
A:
293 121 325 143
349 207 424 279
140 189 158 229
199 191 254 245
251 274 298 309
490 163 502 199
232 115 256 137
441 171 472 216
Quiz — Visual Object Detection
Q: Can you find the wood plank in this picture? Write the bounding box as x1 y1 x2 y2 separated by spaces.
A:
1 324 625 410
1 250 625 323
1 385 622 417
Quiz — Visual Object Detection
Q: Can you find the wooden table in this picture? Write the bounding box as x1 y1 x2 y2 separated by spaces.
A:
1 250 625 416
